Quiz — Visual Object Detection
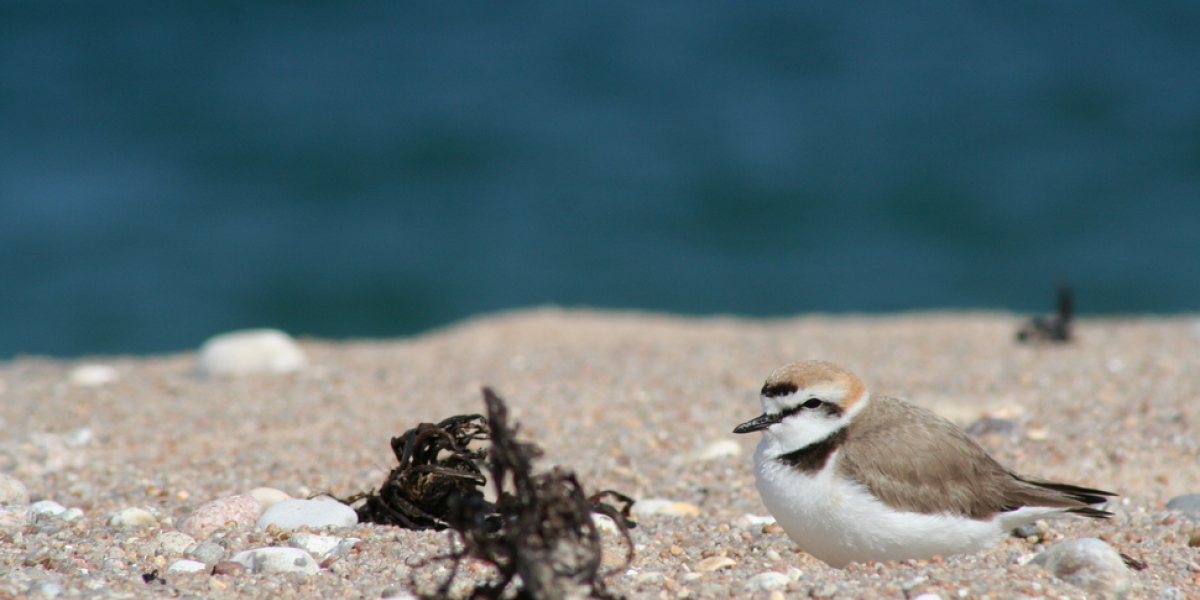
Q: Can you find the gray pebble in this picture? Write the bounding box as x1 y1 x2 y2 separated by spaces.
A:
229 547 319 575
186 541 227 566
0 504 32 527
153 531 197 556
1031 538 1130 599
1165 494 1200 516
25 546 53 566
1012 522 1039 538
331 538 359 557
812 582 840 598
1158 587 1186 600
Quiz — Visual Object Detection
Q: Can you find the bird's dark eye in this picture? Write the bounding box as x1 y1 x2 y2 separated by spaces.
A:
802 398 823 409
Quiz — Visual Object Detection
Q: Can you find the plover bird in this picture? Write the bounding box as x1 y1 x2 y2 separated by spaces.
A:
734 360 1114 568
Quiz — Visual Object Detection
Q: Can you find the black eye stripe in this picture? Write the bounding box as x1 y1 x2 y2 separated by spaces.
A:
761 382 799 398
777 398 843 420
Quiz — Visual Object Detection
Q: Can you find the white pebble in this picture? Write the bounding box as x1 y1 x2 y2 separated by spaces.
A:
109 507 158 527
911 594 944 600
695 556 736 571
0 473 29 504
230 547 319 575
197 329 307 376
69 364 119 387
60 507 85 522
1032 538 1130 599
683 439 741 462
248 486 292 510
178 495 262 537
62 427 95 447
288 532 349 558
31 500 67 517
630 498 701 518
747 571 791 591
380 591 420 600
1013 552 1037 565
167 559 209 574
257 498 357 530
154 531 198 555
635 571 665 584
735 513 777 527
592 513 620 534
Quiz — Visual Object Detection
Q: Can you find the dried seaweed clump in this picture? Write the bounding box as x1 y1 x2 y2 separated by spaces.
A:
348 388 634 599
350 412 490 530
427 388 635 600
1017 284 1073 343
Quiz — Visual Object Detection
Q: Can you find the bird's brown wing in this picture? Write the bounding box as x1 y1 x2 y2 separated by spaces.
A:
837 396 1113 519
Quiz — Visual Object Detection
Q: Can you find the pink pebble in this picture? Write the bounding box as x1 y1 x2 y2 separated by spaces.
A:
178 495 262 538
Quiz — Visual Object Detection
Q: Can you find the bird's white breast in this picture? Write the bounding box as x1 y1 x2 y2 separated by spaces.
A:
753 439 1010 568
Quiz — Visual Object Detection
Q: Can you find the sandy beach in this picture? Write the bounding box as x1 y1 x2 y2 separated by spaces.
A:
2 309 1198 598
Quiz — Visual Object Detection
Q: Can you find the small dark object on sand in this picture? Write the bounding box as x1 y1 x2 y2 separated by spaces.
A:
428 388 635 600
1017 285 1073 343
349 412 490 530
1121 552 1148 570
142 569 164 584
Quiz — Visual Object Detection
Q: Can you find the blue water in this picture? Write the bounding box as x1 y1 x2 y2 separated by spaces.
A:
2 2 1199 358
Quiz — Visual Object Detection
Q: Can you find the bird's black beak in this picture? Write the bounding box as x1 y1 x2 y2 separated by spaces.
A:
733 413 779 434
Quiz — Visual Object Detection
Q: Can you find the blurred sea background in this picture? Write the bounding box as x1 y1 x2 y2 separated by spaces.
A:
2 2 1199 358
